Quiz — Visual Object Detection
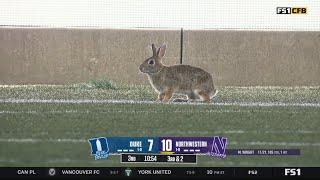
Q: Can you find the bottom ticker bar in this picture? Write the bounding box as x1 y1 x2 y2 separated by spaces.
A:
0 167 319 179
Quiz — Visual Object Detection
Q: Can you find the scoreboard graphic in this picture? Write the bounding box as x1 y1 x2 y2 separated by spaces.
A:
88 137 228 163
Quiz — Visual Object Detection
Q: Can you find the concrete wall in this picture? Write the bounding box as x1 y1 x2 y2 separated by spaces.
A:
184 30 320 86
0 28 319 86
0 28 181 85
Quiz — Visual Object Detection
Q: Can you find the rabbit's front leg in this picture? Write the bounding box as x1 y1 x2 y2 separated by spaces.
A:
162 89 173 103
156 93 165 102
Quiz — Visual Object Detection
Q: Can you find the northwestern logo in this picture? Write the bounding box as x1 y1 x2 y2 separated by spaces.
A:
88 137 109 160
210 136 228 158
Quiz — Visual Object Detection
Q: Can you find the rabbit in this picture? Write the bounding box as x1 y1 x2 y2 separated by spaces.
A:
139 43 218 103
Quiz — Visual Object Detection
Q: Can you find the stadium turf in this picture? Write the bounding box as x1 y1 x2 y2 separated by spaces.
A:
0 85 319 167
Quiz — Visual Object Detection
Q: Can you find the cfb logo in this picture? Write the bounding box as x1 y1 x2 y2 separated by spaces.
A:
285 168 301 176
277 7 307 14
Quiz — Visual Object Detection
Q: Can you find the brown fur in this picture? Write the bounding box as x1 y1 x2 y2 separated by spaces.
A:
139 44 217 103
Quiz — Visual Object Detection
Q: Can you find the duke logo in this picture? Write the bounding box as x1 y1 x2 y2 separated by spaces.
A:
88 137 109 160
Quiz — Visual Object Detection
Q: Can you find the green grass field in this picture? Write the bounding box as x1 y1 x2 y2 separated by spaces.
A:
0 83 319 167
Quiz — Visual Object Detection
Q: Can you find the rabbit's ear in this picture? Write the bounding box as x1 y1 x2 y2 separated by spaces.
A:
151 44 157 57
157 44 167 58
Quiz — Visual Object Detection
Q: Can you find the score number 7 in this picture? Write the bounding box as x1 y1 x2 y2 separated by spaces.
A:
147 139 154 151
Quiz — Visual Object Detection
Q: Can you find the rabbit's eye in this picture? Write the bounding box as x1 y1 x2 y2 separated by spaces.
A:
148 60 155 65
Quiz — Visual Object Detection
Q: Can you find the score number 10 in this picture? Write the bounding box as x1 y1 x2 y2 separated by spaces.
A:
161 139 173 152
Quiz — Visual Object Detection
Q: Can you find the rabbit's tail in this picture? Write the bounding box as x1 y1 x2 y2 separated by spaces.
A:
210 89 218 100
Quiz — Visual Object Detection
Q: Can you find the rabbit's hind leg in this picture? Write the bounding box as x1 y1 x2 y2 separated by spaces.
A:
197 90 211 103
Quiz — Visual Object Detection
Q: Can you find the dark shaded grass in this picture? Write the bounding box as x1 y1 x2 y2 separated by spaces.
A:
0 103 319 167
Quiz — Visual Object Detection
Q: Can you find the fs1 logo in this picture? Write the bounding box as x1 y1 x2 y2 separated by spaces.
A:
277 7 307 14
285 168 301 176
88 137 109 160
210 136 228 158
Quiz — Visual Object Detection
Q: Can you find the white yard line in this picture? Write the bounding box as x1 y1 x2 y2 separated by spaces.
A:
203 161 296 167
1 109 315 114
228 141 320 147
0 158 117 164
0 138 87 143
166 130 320 135
0 158 301 166
1 138 320 147
0 98 320 107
